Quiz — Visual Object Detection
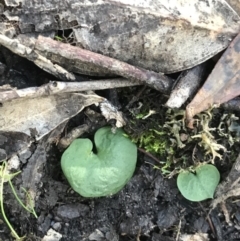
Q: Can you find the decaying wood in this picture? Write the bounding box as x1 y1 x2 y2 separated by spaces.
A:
35 36 174 92
186 32 240 128
21 139 47 209
165 63 207 108
0 79 140 103
211 153 240 210
3 0 240 74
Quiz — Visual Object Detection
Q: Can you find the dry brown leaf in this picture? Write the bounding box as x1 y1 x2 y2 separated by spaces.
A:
3 0 240 74
186 32 240 127
0 93 104 140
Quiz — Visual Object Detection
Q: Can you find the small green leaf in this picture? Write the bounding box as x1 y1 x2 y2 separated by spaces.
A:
61 127 137 197
177 164 220 202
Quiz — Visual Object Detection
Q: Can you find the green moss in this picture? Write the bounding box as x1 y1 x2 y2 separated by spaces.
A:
128 126 176 174
122 87 240 176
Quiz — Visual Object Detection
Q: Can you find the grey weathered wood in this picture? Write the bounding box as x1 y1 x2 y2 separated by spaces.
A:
2 0 240 74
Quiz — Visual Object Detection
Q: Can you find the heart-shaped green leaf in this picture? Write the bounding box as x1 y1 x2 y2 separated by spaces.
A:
177 164 220 202
61 126 137 197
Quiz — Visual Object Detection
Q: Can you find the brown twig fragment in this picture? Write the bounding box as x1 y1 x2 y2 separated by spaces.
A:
58 124 90 149
35 36 174 93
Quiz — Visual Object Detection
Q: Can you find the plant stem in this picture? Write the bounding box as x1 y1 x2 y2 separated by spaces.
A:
0 162 21 240
8 180 37 218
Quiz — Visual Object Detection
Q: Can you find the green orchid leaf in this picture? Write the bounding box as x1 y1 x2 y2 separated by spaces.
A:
61 127 137 197
177 164 220 202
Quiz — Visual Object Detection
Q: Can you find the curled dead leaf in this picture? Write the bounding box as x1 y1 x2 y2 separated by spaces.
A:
0 93 104 140
186 32 240 127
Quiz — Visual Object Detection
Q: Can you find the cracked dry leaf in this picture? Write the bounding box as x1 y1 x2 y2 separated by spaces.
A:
3 0 240 74
0 93 104 140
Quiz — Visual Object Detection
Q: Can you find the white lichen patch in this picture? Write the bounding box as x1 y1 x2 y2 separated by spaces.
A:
191 113 226 163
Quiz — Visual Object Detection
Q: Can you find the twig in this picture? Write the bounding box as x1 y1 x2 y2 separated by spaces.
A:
58 124 90 149
175 219 181 241
220 202 231 224
136 228 141 241
0 34 75 81
206 214 216 238
0 79 140 103
35 36 174 93
166 63 207 108
198 202 216 238
138 148 161 164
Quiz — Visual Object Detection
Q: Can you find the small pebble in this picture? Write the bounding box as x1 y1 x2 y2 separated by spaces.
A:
52 222 62 231
41 228 62 241
56 203 89 219
7 155 20 170
88 229 104 241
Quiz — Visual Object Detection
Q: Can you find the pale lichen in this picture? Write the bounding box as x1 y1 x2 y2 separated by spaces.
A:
127 94 239 175
191 112 226 163
192 132 226 163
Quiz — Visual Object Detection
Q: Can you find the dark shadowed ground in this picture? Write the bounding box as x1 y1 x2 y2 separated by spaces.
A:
1 45 240 241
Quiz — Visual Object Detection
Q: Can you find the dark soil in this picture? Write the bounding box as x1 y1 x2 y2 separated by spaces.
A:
1 45 240 241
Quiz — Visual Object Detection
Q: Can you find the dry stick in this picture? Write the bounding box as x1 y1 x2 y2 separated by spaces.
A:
35 36 174 93
166 63 207 108
138 148 161 164
0 79 141 103
58 124 90 149
198 202 216 238
0 34 75 81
